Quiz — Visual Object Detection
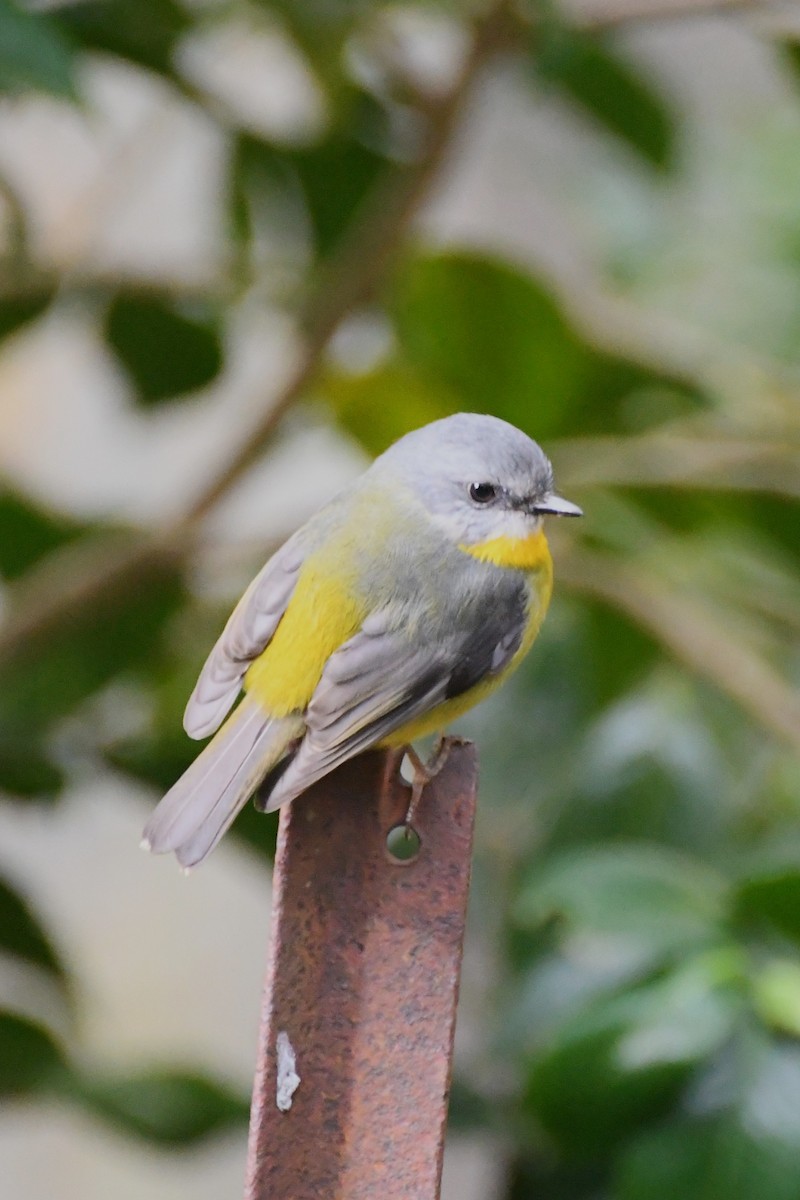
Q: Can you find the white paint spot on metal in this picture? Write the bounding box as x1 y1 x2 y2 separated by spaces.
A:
276 1030 300 1112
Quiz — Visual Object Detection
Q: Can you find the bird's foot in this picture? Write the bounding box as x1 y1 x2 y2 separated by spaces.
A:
404 736 452 827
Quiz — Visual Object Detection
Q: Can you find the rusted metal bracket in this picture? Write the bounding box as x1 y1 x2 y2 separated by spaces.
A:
245 740 478 1200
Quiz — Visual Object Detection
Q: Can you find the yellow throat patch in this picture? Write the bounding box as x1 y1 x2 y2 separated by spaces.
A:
460 526 552 572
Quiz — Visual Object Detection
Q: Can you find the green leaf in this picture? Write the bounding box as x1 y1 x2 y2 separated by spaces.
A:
747 495 800 574
735 855 800 945
0 292 54 343
0 0 77 99
783 39 800 88
0 550 186 736
384 252 701 444
557 671 736 855
0 874 67 987
57 0 190 77
583 601 660 707
0 1011 65 1097
105 294 223 405
322 360 455 456
514 843 727 959
0 487 87 581
298 136 383 259
616 1047 800 1200
78 1069 249 1146
526 953 741 1157
580 353 702 434
392 253 588 438
0 737 64 800
532 28 675 170
447 1076 496 1132
526 990 690 1157
506 1155 607 1200
752 959 800 1038
612 951 743 1071
291 97 388 259
617 1119 800 1200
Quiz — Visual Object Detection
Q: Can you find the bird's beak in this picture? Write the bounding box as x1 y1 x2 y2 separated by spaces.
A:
533 492 583 518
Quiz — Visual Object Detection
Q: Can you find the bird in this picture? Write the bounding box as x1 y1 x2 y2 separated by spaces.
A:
142 413 582 868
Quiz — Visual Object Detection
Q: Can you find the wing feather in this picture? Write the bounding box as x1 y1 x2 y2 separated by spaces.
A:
184 533 308 739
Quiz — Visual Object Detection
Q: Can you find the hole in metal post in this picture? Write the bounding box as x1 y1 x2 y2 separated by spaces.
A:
386 824 421 864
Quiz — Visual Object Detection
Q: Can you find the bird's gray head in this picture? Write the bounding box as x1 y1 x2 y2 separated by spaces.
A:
373 413 581 547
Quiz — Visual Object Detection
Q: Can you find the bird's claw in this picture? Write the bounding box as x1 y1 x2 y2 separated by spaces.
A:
403 736 452 827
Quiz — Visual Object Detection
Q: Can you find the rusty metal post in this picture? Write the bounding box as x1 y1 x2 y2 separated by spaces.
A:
245 741 478 1200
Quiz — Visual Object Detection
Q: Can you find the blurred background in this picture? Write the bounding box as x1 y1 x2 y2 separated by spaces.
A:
0 0 799 1196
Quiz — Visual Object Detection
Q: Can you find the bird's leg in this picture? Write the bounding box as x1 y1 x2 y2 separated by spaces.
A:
381 747 405 794
379 746 405 816
404 736 452 827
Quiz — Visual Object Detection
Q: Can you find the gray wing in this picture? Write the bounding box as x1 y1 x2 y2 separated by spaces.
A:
264 577 528 810
183 532 308 739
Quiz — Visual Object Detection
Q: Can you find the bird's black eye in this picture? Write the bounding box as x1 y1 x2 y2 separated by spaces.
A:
469 482 497 504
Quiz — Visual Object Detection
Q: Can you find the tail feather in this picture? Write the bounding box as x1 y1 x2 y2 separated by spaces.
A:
142 697 303 869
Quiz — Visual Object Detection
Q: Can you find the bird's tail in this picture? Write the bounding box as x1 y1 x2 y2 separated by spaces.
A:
141 696 304 869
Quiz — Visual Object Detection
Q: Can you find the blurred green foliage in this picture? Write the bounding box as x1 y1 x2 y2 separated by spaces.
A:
0 0 77 98
0 0 798 1196
104 293 224 405
532 25 675 169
